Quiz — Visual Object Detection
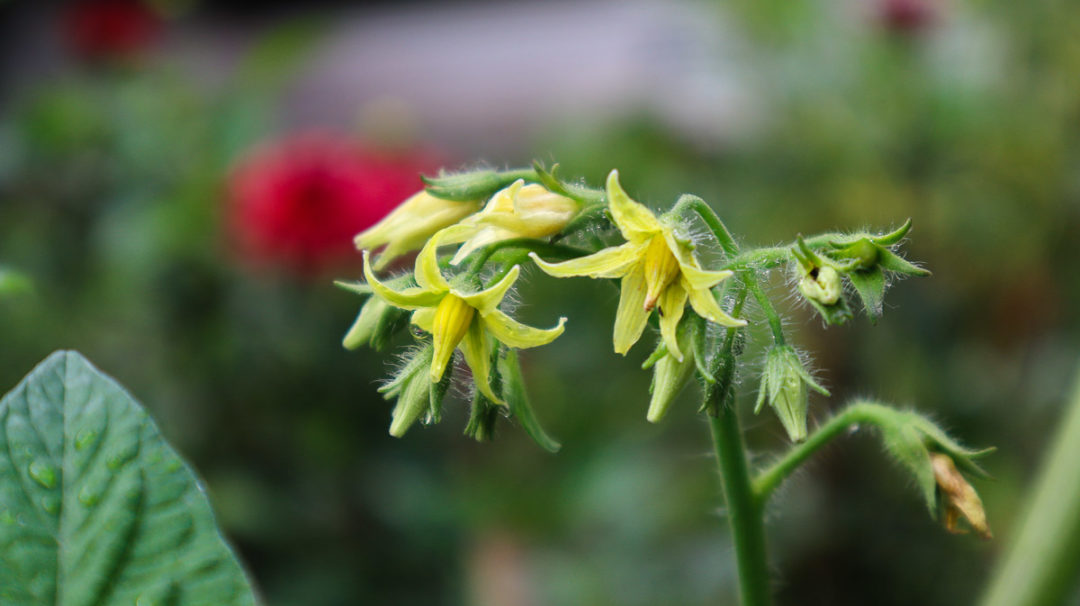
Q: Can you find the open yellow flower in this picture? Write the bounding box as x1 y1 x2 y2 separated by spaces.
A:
355 190 482 270
363 228 566 403
530 170 744 360
441 180 581 265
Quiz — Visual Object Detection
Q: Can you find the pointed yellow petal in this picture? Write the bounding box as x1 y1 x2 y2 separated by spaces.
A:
483 309 566 349
450 226 513 265
529 241 645 279
363 251 445 310
613 265 651 355
429 294 475 382
657 284 688 362
414 226 467 293
460 320 502 404
411 307 436 333
606 170 661 240
679 260 734 291
458 265 519 315
683 276 746 327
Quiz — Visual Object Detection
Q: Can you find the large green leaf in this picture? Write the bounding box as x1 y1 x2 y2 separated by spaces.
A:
0 351 258 606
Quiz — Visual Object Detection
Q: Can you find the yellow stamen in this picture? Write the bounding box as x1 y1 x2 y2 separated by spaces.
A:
642 236 681 311
430 294 476 381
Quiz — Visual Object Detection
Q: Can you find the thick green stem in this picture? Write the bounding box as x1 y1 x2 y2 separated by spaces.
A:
753 402 895 501
709 406 772 606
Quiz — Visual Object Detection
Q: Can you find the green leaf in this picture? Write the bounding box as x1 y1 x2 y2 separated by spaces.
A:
0 351 258 606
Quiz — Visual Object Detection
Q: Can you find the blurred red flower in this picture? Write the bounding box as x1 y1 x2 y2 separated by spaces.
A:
62 0 161 60
879 0 937 33
228 132 439 274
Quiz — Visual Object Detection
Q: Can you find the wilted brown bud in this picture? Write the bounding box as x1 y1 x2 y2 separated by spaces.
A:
931 453 992 539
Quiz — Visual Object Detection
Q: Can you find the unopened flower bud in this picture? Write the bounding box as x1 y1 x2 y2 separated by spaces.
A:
378 344 444 437
755 346 830 442
931 452 992 539
644 322 698 423
342 296 404 351
355 190 481 270
798 266 843 306
449 180 581 264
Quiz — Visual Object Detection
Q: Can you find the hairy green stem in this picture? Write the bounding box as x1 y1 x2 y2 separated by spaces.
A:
709 407 772 606
753 401 895 501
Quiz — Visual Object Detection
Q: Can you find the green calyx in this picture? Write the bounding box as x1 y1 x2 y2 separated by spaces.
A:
755 345 830 442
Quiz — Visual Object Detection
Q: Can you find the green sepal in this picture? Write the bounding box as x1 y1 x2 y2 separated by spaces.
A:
422 169 527 201
334 280 373 296
871 218 912 246
872 406 994 515
499 349 562 453
847 266 886 323
554 203 612 241
690 315 715 384
877 247 931 277
804 290 854 326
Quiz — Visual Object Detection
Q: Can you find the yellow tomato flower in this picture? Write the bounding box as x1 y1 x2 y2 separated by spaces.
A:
362 228 566 404
444 180 581 265
355 190 482 270
530 170 744 360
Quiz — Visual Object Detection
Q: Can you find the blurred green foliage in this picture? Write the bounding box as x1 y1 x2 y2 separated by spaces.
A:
1 1 1079 605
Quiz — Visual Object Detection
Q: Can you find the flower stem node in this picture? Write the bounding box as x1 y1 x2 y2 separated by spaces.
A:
530 169 744 358
363 228 565 405
755 345 829 442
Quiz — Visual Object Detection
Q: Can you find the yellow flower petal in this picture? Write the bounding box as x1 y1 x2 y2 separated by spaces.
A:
414 226 470 293
657 283 688 362
683 276 746 327
613 264 651 355
460 320 502 404
678 261 734 291
458 265 519 315
529 241 645 279
429 294 475 382
482 309 566 349
410 307 436 333
357 190 481 270
363 251 445 310
606 170 661 240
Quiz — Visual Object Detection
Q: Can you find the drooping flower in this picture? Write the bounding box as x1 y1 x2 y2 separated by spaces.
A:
931 453 992 539
362 229 566 403
443 180 581 264
530 170 744 359
355 190 482 271
228 132 436 273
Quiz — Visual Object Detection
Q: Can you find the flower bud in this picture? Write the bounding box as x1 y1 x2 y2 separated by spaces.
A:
755 346 830 442
378 344 446 437
449 180 581 264
354 190 481 270
798 266 842 306
342 296 405 351
643 318 706 423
